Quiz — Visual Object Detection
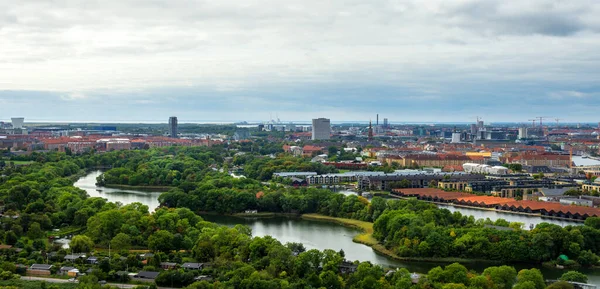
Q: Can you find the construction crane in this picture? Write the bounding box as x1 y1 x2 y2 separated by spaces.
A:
555 118 562 127
536 116 551 128
528 119 537 127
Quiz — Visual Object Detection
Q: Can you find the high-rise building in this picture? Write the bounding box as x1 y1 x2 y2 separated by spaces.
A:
470 124 477 135
383 118 388 128
11 117 24 129
376 114 379 126
311 118 331 140
477 120 484 129
518 127 528 139
451 132 461 143
168 116 178 138
368 120 374 141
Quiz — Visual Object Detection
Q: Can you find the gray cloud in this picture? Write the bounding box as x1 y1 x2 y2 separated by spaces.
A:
0 0 599 122
442 1 596 36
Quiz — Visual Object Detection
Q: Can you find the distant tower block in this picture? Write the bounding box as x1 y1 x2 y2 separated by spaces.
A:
168 116 178 138
311 118 331 140
11 117 24 129
383 118 388 128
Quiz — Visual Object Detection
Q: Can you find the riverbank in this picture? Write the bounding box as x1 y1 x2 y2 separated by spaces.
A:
232 212 300 218
301 214 378 246
101 183 172 192
393 196 585 224
301 213 501 265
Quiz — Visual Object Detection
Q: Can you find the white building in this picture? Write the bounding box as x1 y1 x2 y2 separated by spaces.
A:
312 118 331 140
518 127 528 139
451 133 461 143
11 117 24 129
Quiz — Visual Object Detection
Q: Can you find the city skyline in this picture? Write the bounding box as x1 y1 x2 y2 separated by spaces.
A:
1 0 600 121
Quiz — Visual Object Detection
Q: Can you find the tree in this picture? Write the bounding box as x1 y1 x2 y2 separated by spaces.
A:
148 230 174 252
111 233 132 251
577 250 599 267
516 269 545 289
427 266 444 283
482 266 517 289
4 231 17 245
513 281 537 289
559 271 587 283
328 146 339 156
443 263 468 285
442 284 467 289
469 275 492 289
70 235 95 253
27 222 44 239
320 270 343 289
584 217 600 230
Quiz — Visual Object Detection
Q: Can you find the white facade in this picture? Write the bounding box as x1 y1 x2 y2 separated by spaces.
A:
311 118 331 140
518 127 528 139
463 163 508 174
451 133 461 143
11 117 24 129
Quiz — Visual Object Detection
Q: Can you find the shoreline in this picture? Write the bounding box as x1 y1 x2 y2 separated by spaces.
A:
300 213 500 265
393 196 585 223
100 183 172 192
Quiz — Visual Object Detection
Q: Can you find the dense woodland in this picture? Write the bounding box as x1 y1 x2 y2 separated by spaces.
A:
0 147 596 288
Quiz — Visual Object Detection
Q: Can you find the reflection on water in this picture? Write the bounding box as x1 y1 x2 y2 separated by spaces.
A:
438 204 580 230
201 214 454 272
74 170 162 211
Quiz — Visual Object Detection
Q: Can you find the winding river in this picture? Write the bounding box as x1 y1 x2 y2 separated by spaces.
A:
74 171 600 284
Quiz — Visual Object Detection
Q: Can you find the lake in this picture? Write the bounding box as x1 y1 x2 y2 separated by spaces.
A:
74 171 600 284
74 171 163 211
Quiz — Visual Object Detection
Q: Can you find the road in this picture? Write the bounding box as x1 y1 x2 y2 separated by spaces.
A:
20 276 177 289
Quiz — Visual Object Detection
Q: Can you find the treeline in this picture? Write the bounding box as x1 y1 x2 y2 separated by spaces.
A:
160 173 389 221
178 221 570 289
236 155 338 181
373 206 600 266
96 147 225 187
161 173 600 266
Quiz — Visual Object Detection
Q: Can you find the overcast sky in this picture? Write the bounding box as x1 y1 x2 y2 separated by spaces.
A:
1 0 599 123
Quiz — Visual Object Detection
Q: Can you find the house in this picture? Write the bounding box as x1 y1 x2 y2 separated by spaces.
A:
59 266 76 275
182 263 203 270
28 264 53 275
290 177 307 187
87 257 99 264
339 261 358 274
64 254 85 262
133 271 160 282
160 262 177 270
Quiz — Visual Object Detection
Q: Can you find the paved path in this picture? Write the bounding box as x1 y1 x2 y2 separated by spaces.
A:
20 276 177 289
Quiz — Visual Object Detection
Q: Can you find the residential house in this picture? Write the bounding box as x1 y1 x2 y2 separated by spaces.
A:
182 263 204 270
28 264 53 276
133 271 160 282
160 262 177 270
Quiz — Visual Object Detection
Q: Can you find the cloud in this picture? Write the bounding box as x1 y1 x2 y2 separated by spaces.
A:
60 92 88 101
0 1 599 122
548 90 593 99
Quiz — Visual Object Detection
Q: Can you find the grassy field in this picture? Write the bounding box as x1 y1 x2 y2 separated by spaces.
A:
2 160 35 166
0 279 78 289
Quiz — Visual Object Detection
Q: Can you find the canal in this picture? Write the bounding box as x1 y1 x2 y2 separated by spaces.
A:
74 171 600 284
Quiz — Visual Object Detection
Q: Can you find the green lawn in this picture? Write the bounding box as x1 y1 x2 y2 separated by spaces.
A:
2 160 35 166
